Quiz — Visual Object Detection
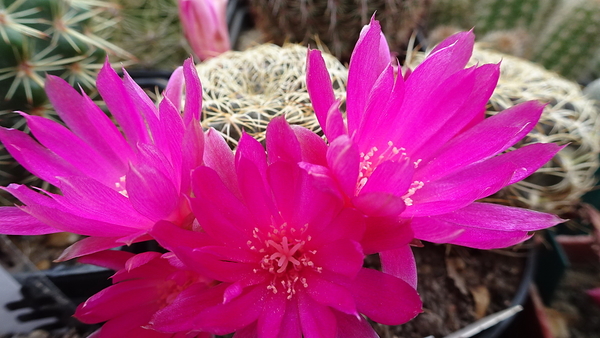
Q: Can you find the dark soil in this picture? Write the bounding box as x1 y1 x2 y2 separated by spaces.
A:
549 259 600 338
371 242 526 338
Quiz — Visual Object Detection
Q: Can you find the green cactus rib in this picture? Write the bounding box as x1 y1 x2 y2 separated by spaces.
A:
532 0 600 81
427 0 600 81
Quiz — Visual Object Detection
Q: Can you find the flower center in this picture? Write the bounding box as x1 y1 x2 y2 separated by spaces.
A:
114 175 128 197
357 141 408 191
357 141 424 205
249 224 320 299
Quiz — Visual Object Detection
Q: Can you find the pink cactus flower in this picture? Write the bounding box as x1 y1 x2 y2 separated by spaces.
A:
75 250 214 338
305 18 564 252
0 58 205 260
145 129 422 337
179 0 231 60
302 18 564 288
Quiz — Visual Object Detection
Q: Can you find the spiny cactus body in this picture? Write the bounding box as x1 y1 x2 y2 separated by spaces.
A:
249 0 429 62
108 0 190 70
0 0 131 116
0 0 132 206
194 44 347 147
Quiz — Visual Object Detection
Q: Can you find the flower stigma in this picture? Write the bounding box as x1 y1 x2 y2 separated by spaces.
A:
249 222 321 299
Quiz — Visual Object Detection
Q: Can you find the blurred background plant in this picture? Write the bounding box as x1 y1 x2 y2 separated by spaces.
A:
426 0 600 84
247 0 431 63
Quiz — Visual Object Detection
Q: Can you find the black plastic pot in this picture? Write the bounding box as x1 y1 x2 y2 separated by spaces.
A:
474 245 540 338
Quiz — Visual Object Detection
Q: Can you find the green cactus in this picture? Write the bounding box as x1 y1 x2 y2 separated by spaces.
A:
472 0 560 37
248 0 430 62
532 0 600 81
0 0 132 206
107 0 190 70
427 0 474 30
194 43 348 148
427 0 600 82
0 0 132 117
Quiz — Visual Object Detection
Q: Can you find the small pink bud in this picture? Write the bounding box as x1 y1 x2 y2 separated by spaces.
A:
178 0 231 60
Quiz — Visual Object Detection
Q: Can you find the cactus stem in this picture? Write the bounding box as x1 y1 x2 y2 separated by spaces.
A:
0 3 46 43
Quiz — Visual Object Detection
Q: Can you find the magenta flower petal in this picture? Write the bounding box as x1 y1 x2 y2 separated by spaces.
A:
44 75 131 170
56 177 152 227
185 285 265 335
327 136 360 198
278 298 303 337
181 119 205 193
407 30 474 90
90 305 161 338
256 293 287 338
324 100 347 142
411 202 564 249
204 128 239 196
297 291 337 338
417 100 545 181
236 133 268 186
150 220 212 252
152 283 226 332
190 168 255 247
268 161 342 231
308 208 365 248
361 217 413 254
57 236 145 262
0 128 82 186
394 66 478 154
412 63 500 159
354 65 400 146
21 203 135 237
236 156 280 227
380 245 418 289
360 159 415 197
311 239 363 278
291 125 328 167
346 17 389 134
344 268 422 325
76 251 214 338
306 48 336 134
183 58 203 124
334 311 379 338
266 116 303 164
164 66 184 111
96 60 150 146
304 273 358 316
24 115 121 185
127 162 179 222
0 206 58 235
77 250 133 271
76 279 160 323
353 192 406 218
